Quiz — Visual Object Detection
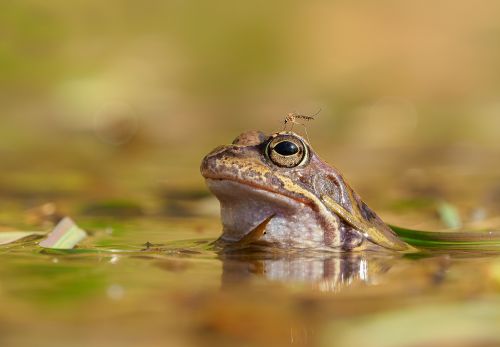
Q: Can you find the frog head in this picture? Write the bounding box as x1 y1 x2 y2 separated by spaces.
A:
201 130 411 252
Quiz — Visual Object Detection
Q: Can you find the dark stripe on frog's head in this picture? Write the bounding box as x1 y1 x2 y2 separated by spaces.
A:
358 200 378 222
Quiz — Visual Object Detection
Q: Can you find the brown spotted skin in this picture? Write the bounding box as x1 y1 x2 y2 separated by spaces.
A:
201 130 405 251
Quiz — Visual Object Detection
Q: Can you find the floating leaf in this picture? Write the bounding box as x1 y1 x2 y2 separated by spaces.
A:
391 225 500 250
235 214 274 246
0 231 45 245
38 217 87 249
438 201 462 229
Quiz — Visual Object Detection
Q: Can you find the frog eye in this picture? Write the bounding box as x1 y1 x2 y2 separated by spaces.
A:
266 135 308 168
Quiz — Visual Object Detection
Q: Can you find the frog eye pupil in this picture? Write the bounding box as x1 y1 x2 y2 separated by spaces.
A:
265 135 308 168
274 141 298 156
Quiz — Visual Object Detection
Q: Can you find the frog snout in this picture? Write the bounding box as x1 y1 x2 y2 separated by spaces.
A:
200 146 229 178
200 145 249 179
200 152 216 178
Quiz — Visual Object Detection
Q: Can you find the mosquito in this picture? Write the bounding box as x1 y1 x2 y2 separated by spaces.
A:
282 109 321 142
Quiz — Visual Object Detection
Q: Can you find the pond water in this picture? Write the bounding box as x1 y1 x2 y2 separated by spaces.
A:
1 137 500 347
3 1 500 345
2 216 500 347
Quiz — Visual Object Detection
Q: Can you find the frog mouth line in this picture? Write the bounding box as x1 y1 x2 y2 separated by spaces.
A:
203 176 315 209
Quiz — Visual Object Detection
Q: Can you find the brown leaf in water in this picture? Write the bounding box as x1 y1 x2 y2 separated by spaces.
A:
233 214 275 246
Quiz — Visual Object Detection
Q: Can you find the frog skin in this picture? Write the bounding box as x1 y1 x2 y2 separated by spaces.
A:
200 130 413 252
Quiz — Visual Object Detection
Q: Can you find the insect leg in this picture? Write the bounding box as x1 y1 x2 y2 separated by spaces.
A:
298 122 310 142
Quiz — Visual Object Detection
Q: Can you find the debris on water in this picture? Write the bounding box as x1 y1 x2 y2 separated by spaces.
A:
141 241 166 251
437 201 462 229
177 249 202 255
143 241 164 248
219 214 275 251
38 217 87 249
109 255 120 264
0 231 46 245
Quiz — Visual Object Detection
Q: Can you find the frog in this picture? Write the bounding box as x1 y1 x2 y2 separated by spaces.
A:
200 130 413 252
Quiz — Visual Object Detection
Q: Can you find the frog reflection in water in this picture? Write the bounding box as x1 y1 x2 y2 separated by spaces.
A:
217 252 450 293
201 130 412 252
220 253 387 291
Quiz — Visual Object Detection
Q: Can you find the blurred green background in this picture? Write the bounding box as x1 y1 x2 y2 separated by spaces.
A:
1 0 500 225
2 3 500 347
